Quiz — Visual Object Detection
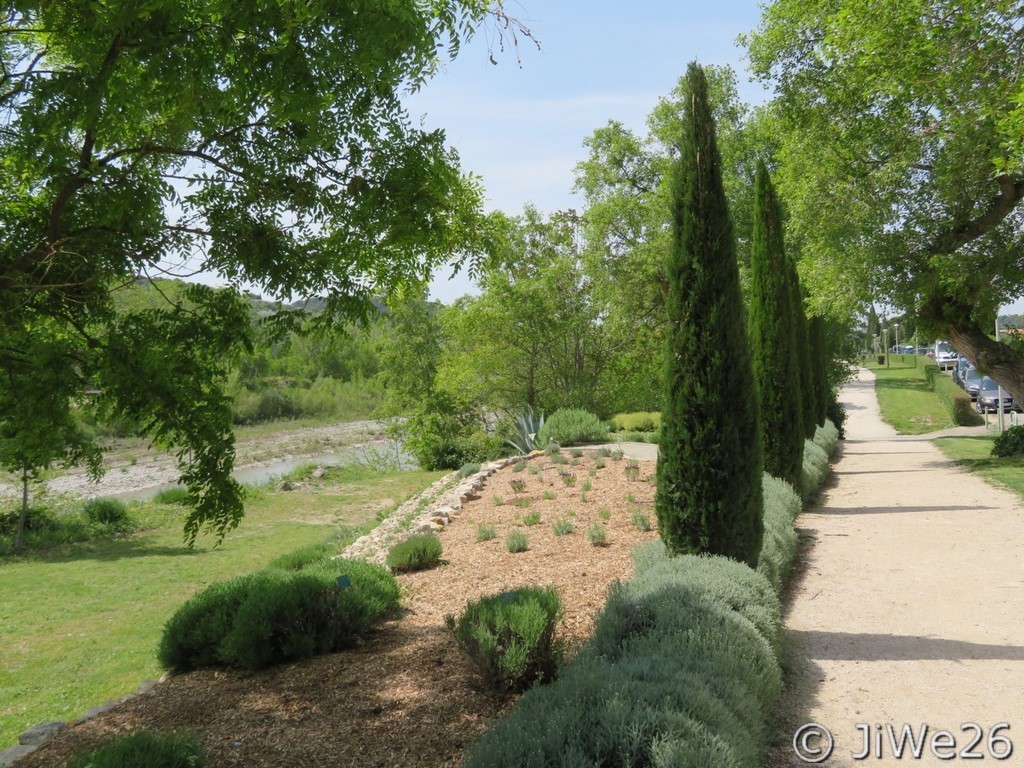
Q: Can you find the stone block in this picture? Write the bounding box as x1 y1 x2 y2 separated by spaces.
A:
19 721 66 746
0 744 37 767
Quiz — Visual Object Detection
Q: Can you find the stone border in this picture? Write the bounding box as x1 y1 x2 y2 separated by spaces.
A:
0 676 167 767
341 456 523 565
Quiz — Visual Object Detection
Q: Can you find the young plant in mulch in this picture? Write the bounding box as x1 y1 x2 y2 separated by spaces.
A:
477 524 498 542
559 471 577 487
624 461 640 481
509 479 527 494
631 510 653 532
386 533 443 573
445 586 563 692
506 531 529 553
552 518 574 536
587 523 608 547
523 510 542 526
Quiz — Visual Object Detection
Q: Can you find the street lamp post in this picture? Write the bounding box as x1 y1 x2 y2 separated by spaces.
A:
895 323 900 362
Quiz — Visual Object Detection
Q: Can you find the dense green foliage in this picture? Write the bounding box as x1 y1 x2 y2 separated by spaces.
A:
158 558 399 672
992 426 1024 458
83 498 133 530
537 409 606 447
745 0 1024 403
386 533 443 573
446 586 563 693
809 317 831 428
748 161 804 487
655 63 763 567
67 731 204 768
0 1 496 543
612 412 661 432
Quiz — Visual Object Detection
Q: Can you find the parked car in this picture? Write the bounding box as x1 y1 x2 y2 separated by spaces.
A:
934 340 958 371
952 357 972 386
961 368 982 400
976 377 1020 413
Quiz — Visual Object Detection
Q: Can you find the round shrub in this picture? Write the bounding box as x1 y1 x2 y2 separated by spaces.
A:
446 586 563 692
158 559 399 672
386 533 443 572
67 731 204 768
84 497 131 527
992 424 1024 457
538 408 606 447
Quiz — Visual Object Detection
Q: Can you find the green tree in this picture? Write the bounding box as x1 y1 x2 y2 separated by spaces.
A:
745 0 1024 401
0 1 500 542
749 161 803 487
0 325 102 552
440 208 614 416
655 63 764 568
573 66 764 412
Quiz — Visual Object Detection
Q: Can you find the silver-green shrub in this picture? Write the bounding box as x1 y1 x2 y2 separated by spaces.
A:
757 474 802 593
445 586 562 693
538 408 606 447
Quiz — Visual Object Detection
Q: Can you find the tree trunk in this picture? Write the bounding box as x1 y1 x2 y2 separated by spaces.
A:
923 295 1024 406
14 467 28 554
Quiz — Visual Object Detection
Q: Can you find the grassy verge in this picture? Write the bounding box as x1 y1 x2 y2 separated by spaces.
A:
933 435 1024 499
0 466 443 748
866 358 954 434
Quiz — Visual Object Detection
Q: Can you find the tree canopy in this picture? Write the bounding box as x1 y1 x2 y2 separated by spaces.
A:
1 1 499 542
745 0 1024 397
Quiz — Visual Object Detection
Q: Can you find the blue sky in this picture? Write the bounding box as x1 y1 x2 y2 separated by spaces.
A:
407 1 773 304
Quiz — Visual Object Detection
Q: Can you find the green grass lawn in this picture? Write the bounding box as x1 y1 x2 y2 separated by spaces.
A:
934 435 1024 499
0 467 443 748
867 358 954 434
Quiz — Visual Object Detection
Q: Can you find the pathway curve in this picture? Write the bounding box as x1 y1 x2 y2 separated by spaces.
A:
769 368 1024 766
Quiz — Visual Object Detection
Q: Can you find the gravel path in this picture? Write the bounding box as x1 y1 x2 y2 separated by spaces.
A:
769 368 1024 766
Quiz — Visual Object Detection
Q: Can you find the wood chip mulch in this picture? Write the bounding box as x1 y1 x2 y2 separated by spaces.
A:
18 452 659 768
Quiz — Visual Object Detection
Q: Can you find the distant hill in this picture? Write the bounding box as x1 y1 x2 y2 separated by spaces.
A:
112 278 388 319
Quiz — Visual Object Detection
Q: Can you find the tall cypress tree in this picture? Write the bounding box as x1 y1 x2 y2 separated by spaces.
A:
787 257 816 440
749 161 803 488
655 62 763 568
809 316 830 428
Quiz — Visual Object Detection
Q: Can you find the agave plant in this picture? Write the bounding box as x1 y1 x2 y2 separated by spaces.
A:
506 405 545 454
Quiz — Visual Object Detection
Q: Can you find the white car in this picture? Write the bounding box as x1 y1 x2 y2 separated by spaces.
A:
933 340 958 371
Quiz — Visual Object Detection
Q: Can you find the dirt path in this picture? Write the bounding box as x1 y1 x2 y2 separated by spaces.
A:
769 368 1024 766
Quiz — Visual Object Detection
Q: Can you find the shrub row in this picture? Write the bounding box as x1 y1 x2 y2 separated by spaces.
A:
464 551 782 767
799 419 840 502
923 361 984 426
158 557 399 672
612 411 661 432
464 428 836 767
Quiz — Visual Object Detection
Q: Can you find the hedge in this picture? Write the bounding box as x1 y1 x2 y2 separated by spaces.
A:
923 360 984 426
